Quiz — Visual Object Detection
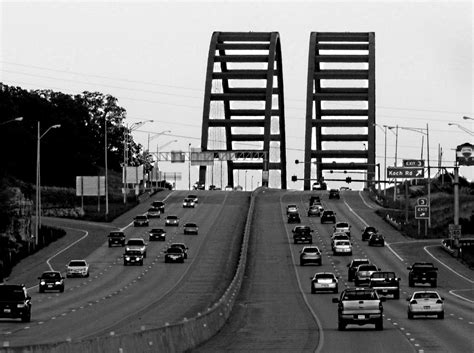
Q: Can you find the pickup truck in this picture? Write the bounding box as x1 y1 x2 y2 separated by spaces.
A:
369 271 400 299
332 288 385 331
408 262 438 287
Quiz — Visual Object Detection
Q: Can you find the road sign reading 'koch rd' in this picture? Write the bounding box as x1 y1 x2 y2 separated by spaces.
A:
403 159 425 167
415 206 430 219
387 167 424 179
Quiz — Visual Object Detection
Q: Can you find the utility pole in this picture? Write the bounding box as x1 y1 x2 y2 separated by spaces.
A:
188 143 191 190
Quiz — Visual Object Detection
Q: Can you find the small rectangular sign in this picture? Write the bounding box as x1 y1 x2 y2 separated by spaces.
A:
403 159 425 168
417 198 428 206
387 167 424 179
76 176 105 196
415 205 430 219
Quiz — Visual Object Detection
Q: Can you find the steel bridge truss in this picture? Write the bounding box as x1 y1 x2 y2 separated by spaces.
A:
199 32 287 189
304 32 376 190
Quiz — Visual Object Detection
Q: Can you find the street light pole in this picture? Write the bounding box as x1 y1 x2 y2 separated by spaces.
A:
104 112 109 218
188 143 191 190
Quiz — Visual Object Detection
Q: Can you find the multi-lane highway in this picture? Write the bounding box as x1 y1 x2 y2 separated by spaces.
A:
1 189 473 352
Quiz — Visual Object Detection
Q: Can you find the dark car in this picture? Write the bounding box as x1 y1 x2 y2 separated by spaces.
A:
361 226 378 241
307 205 323 217
133 215 149 227
369 271 400 299
193 182 205 190
368 233 385 247
309 195 321 206
329 189 340 199
149 228 166 241
165 247 185 263
108 231 126 247
321 210 336 224
170 243 188 259
146 207 161 218
183 223 199 235
165 215 180 226
287 212 301 224
38 271 64 293
152 201 165 213
293 226 313 244
0 285 31 322
408 262 438 287
347 258 371 282
123 249 144 266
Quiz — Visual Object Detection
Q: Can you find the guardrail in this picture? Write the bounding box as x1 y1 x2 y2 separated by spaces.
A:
1 190 258 353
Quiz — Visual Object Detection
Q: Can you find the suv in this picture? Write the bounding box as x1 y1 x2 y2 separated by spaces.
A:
347 259 371 282
293 226 313 244
369 271 401 299
123 250 144 266
0 285 32 322
286 204 298 215
66 259 89 278
321 210 336 224
368 233 385 247
333 222 351 237
329 189 340 199
125 238 147 258
287 212 301 224
332 288 384 330
152 201 165 213
407 262 438 287
165 247 185 263
146 207 161 218
300 246 322 266
133 215 149 227
108 231 126 247
38 271 65 293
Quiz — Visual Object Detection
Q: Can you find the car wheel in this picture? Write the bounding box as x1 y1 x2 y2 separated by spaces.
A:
408 311 414 319
300 261 305 266
375 318 383 330
338 319 346 331
60 286 64 293
438 311 444 319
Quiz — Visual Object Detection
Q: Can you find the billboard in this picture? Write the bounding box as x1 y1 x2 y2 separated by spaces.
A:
76 176 105 196
456 143 474 166
123 166 144 184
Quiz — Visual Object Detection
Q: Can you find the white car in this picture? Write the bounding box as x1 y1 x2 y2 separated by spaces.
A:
66 259 89 278
331 233 350 250
125 238 147 258
332 239 352 256
407 291 445 319
333 222 351 237
286 204 298 215
311 272 338 293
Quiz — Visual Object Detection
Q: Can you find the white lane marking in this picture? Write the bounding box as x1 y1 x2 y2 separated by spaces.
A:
423 245 474 284
343 199 405 262
358 191 376 209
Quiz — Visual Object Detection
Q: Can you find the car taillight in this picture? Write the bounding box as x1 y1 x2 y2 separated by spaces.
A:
17 303 26 308
410 300 417 304
436 300 443 304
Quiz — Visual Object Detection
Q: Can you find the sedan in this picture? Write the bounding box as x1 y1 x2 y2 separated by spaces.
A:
182 198 195 208
331 233 350 250
170 243 188 259
311 272 338 293
333 222 351 237
321 210 336 224
133 215 149 227
66 259 89 278
300 246 322 266
187 194 199 203
332 240 352 256
146 207 161 218
407 291 444 319
307 205 323 217
165 247 185 263
38 271 65 293
368 233 385 247
165 215 180 226
149 228 166 241
184 222 199 235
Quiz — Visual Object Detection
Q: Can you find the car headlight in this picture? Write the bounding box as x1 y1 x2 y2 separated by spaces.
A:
55 281 61 285
40 280 46 285
125 256 130 260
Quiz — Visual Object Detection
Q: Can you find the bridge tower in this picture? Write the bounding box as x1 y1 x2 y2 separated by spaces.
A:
199 32 287 189
304 32 376 190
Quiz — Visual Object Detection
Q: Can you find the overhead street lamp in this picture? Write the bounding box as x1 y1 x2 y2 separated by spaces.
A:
0 116 23 126
463 116 473 121
148 130 171 152
36 122 61 247
448 123 474 136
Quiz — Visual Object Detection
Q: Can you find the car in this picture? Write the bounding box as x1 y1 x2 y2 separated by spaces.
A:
300 246 322 266
333 222 351 237
407 262 438 287
331 233 350 250
340 187 351 191
165 215 180 226
368 233 385 247
293 226 313 244
193 182 205 190
125 238 147 258
332 240 352 256
0 285 31 322
151 201 165 213
165 247 185 263
321 210 336 224
209 184 217 190
407 291 444 319
307 205 323 217
329 189 340 199
38 271 64 293
66 259 89 278
146 207 161 218
287 212 301 224
311 272 338 293
286 204 298 215
369 271 401 299
187 194 199 203
312 182 322 190
361 226 378 241
133 215 149 227
225 185 233 191
108 231 126 247
332 288 385 330
149 228 166 241
354 264 380 286
309 195 321 205
182 198 196 208
123 249 144 266
347 259 371 282
170 243 188 259
183 222 199 235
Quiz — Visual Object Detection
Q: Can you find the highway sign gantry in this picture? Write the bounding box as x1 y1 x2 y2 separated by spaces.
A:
403 159 425 168
387 167 424 179
415 206 430 219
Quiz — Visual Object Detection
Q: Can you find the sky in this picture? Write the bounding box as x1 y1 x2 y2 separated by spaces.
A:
1 0 472 190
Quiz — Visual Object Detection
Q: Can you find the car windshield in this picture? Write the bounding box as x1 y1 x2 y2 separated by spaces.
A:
352 260 370 267
151 229 164 233
188 195 197 199
413 264 435 269
337 241 350 246
303 248 319 253
153 201 164 206
0 287 26 301
185 223 196 227
366 227 376 233
126 250 142 255
135 216 147 220
184 198 193 202
167 216 178 220
127 239 145 246
337 223 349 228
343 290 377 300
167 248 183 254
324 211 334 215
171 244 185 249
316 273 335 279
109 232 124 237
148 208 158 212
69 261 86 267
358 265 377 271
413 292 439 299
41 272 61 279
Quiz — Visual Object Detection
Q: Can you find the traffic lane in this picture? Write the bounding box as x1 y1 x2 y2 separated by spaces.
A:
193 189 319 353
0 192 228 345
283 193 415 353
